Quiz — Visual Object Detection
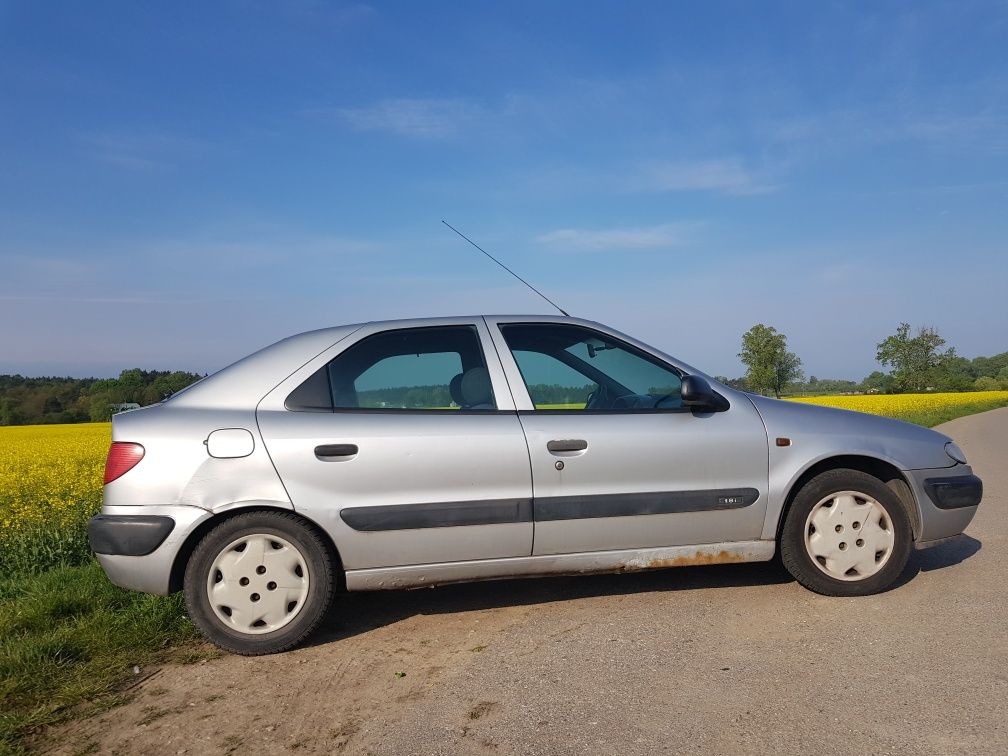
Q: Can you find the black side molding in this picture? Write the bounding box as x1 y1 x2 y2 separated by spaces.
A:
340 488 760 531
341 498 533 531
88 515 175 556
924 475 983 510
534 488 760 521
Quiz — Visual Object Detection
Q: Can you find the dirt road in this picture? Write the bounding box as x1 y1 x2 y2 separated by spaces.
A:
55 409 1008 755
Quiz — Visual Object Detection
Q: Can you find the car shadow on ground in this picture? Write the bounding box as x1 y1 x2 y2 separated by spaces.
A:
309 559 793 647
893 533 982 588
309 534 982 647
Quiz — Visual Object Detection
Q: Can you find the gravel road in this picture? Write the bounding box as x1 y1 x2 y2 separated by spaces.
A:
55 409 1008 755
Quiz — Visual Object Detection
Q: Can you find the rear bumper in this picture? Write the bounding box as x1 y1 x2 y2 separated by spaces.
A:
91 505 212 595
908 465 982 547
89 514 175 556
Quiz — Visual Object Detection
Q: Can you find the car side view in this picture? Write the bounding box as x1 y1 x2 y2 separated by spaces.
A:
88 316 983 654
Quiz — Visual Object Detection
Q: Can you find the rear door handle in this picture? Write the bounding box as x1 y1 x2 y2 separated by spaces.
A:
315 443 359 459
547 439 588 453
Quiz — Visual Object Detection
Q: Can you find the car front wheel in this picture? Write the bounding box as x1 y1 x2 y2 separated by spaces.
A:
780 469 912 596
184 511 334 654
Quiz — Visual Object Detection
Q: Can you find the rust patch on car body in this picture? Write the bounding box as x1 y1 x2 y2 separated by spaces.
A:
613 547 758 574
641 549 749 570
347 541 776 590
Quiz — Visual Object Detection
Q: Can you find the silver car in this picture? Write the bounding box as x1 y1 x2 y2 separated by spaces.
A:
89 316 982 654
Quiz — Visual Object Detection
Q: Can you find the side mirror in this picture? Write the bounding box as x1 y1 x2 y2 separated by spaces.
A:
680 375 730 412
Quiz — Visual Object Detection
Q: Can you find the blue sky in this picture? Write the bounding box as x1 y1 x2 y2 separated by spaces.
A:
2 1 1006 379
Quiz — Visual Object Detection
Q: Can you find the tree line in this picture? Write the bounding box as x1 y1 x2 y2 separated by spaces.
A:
2 323 1004 424
725 322 1008 398
0 369 203 425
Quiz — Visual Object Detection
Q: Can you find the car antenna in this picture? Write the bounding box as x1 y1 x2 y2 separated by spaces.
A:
441 219 569 316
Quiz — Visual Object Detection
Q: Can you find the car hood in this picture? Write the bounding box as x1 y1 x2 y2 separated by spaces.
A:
744 393 957 471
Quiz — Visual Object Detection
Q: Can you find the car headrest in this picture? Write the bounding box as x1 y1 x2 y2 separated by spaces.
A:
449 373 465 406
459 367 494 408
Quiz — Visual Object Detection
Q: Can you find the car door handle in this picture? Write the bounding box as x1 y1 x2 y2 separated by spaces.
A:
547 439 588 453
314 443 359 459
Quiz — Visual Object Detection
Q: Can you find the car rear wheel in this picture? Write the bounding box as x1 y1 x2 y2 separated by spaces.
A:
780 469 912 596
184 511 334 654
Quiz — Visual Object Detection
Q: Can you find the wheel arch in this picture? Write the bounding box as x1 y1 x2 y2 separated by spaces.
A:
775 455 921 545
168 505 345 594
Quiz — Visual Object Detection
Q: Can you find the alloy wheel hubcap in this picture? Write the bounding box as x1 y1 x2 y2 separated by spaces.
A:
207 533 309 634
804 491 895 581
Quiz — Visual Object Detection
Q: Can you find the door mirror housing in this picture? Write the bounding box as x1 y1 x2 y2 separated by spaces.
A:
680 375 730 412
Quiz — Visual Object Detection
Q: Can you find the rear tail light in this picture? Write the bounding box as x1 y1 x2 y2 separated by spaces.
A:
104 442 145 484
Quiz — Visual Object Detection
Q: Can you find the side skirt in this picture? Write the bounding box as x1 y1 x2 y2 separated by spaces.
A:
344 540 776 591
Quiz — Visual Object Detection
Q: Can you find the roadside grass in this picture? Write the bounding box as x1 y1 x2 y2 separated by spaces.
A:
0 562 207 754
0 424 210 753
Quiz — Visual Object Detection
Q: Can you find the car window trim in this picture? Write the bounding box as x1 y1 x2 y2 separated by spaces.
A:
329 407 518 416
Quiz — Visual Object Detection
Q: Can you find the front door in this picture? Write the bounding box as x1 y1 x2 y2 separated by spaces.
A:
486 319 769 556
257 321 533 570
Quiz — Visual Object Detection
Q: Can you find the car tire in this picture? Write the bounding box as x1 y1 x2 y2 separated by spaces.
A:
184 511 334 655
780 468 912 596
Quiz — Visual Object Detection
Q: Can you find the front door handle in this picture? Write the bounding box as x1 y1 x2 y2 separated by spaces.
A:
547 439 588 453
315 443 359 459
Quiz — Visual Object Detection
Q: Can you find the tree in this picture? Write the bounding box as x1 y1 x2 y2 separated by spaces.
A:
861 370 894 394
738 324 803 398
875 323 956 392
932 355 975 391
975 376 999 391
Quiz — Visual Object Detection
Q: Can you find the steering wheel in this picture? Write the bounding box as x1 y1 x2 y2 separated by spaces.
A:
611 393 644 409
651 393 679 408
585 385 615 410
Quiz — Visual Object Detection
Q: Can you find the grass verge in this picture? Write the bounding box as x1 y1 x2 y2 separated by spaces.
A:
893 398 1008 427
0 561 212 754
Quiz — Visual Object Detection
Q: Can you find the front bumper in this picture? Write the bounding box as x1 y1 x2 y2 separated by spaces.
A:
908 465 982 548
923 474 982 510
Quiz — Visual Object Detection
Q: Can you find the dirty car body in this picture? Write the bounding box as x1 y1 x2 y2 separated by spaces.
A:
88 315 982 653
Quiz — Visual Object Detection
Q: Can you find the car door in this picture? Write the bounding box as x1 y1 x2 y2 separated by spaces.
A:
486 317 769 556
257 319 533 571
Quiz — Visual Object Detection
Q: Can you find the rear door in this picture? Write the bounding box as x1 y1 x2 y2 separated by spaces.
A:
487 318 769 556
257 319 533 570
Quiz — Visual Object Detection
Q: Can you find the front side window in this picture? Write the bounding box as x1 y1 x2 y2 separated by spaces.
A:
499 323 682 411
286 326 497 411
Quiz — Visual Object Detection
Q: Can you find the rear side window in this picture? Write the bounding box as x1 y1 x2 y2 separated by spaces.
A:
286 326 497 411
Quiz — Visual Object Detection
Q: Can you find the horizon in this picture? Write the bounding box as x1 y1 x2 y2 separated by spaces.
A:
3 2 1006 379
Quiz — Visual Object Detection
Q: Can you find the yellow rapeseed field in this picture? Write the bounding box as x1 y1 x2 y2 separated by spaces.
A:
789 390 1008 421
0 423 108 539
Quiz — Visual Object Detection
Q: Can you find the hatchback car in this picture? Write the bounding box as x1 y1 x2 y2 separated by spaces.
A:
89 316 982 654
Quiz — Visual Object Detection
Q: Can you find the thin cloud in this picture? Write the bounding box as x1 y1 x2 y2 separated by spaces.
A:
631 159 776 196
535 223 693 252
81 131 207 170
333 98 483 138
763 108 1008 156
